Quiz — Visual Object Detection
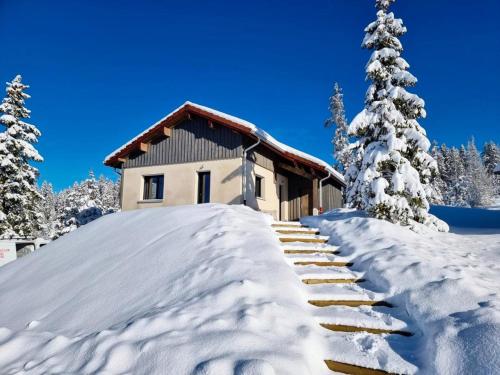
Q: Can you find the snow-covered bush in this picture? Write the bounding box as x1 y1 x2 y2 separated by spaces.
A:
346 0 445 231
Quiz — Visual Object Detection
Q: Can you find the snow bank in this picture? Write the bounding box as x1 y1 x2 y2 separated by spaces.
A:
0 205 328 375
302 208 500 375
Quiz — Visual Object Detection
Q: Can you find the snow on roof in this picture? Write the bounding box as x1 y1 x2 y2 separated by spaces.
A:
104 101 345 184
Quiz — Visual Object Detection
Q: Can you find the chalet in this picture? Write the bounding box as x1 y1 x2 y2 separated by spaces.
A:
104 102 345 220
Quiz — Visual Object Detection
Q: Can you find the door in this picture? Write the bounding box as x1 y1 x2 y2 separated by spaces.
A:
278 185 283 221
197 172 211 204
300 188 309 217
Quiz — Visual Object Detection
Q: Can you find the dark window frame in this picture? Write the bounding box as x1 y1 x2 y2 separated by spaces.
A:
143 175 164 200
197 171 211 204
255 175 264 199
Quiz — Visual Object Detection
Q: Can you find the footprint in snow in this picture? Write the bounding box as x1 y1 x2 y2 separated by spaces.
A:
234 359 276 375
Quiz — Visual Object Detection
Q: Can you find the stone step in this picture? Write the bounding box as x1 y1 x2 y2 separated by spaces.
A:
320 323 412 336
275 229 320 235
271 222 304 228
294 261 353 267
284 249 340 255
279 237 329 244
309 300 393 308
302 278 363 284
324 360 395 375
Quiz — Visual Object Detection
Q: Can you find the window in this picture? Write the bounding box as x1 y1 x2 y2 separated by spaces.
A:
143 175 164 200
197 172 211 203
255 175 263 198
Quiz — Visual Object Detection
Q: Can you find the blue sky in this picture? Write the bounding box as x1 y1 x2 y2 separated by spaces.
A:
1 0 498 190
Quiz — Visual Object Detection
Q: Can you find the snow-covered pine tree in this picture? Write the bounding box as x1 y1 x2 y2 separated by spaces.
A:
482 141 500 195
444 147 468 206
429 142 445 204
465 138 493 207
0 75 43 238
325 83 350 173
38 181 58 239
482 142 499 175
346 0 446 230
98 175 120 214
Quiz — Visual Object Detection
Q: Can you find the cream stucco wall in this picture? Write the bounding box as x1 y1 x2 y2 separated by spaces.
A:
121 158 243 211
121 158 288 220
245 162 288 221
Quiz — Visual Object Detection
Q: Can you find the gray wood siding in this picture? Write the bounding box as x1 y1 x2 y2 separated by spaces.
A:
288 177 343 220
321 180 344 212
124 117 244 168
247 147 275 172
288 174 312 221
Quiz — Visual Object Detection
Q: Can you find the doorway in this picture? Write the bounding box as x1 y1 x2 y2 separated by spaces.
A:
197 172 211 203
300 188 309 217
278 184 283 221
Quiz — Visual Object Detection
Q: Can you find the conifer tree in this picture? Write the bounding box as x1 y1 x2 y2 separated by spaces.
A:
0 75 43 238
38 181 57 239
430 142 445 204
482 142 498 174
445 147 468 206
465 138 493 207
325 83 350 172
346 0 445 230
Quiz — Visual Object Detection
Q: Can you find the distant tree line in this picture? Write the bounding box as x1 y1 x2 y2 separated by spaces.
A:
38 172 120 239
0 74 120 241
430 140 499 207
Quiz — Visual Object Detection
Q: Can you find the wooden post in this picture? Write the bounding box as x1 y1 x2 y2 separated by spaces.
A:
312 178 319 215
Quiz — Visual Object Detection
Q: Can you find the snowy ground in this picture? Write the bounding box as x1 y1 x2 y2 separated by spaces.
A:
302 206 500 374
0 204 498 374
0 205 329 375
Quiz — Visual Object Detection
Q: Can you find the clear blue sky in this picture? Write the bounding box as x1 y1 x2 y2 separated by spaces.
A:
1 0 498 190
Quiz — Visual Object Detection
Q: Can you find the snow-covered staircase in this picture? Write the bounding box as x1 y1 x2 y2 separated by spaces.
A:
272 221 417 375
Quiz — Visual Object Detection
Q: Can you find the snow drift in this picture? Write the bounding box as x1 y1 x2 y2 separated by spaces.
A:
303 207 500 375
0 205 327 375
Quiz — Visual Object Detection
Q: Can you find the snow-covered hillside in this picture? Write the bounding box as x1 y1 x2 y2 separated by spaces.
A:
1 204 498 374
303 207 500 374
0 205 328 375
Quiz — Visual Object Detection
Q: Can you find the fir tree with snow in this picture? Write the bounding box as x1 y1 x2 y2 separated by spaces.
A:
465 138 493 207
38 181 58 239
482 141 499 175
429 142 445 204
0 75 43 238
345 0 445 230
444 147 469 207
482 141 500 195
325 82 350 173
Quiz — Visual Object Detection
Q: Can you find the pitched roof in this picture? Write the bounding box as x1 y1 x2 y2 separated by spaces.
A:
104 101 345 185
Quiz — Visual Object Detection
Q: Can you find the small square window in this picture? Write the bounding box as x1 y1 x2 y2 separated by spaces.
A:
143 175 164 200
255 175 263 198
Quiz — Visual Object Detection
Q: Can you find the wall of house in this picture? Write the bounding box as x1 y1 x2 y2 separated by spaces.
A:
123 117 243 168
121 158 243 210
321 179 344 212
245 161 288 221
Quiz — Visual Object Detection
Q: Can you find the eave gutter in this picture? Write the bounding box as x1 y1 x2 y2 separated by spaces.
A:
241 137 261 205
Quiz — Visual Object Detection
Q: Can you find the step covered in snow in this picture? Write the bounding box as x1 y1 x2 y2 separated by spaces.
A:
304 283 378 301
312 305 408 331
323 332 417 374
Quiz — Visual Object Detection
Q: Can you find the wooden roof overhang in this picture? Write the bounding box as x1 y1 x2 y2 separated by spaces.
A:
105 103 344 185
